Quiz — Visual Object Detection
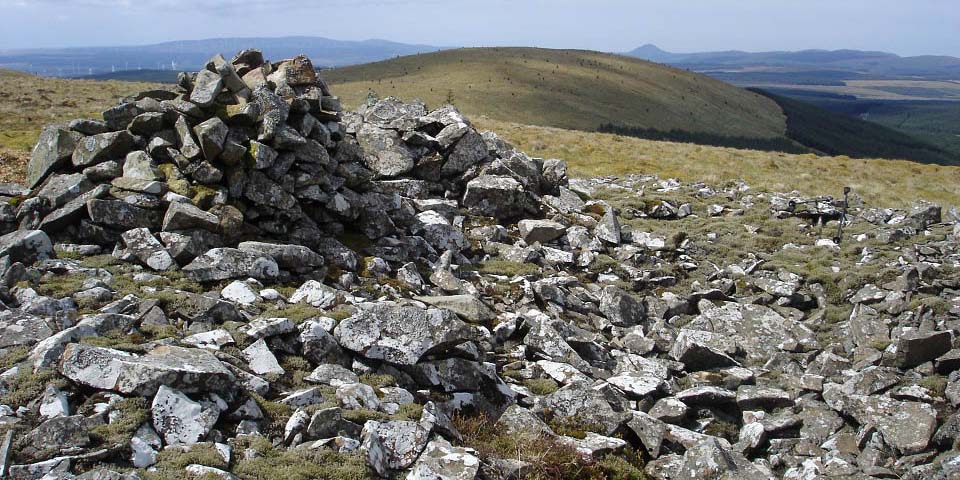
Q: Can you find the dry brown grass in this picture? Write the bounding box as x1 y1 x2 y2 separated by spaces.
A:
0 69 163 171
1 68 957 210
0 148 28 184
0 69 163 185
474 117 960 209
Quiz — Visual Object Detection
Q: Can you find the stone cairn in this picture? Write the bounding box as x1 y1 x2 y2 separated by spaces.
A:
0 49 959 479
18 49 562 283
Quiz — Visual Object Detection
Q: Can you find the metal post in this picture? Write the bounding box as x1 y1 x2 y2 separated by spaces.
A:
834 187 851 244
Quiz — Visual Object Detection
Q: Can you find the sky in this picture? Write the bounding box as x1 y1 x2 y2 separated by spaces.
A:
1 0 958 57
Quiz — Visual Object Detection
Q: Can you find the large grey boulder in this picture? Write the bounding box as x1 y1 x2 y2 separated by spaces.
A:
891 329 952 368
0 230 53 264
412 210 469 253
251 85 289 141
194 117 229 161
0 310 54 348
86 199 161 231
247 140 278 169
21 415 91 458
151 385 219 445
538 382 628 436
39 184 112 233
522 310 591 372
183 248 279 282
59 343 237 396
175 115 202 159
123 151 161 181
334 303 476 365
244 171 298 210
669 329 740 371
360 420 431 470
356 123 416 178
599 286 646 327
413 295 495 323
462 175 528 220
288 280 342 308
242 338 284 376
190 69 224 107
441 129 487 177
27 125 83 188
595 202 621 245
408 358 516 414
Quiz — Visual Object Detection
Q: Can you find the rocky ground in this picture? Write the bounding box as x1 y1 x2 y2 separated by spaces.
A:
0 50 959 480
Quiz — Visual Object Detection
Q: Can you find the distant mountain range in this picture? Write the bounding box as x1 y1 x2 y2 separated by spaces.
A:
0 36 447 77
626 44 960 79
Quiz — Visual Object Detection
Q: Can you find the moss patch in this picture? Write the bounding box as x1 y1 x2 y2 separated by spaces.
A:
523 378 560 396
89 397 150 448
230 435 372 480
454 414 637 480
0 368 68 409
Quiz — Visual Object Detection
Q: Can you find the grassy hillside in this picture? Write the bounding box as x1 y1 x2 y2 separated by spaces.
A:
326 48 955 165
0 69 164 182
750 88 958 165
325 47 789 140
475 117 960 209
1 68 958 208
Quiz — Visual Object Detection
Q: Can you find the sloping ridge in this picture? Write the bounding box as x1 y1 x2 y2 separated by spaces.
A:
325 47 789 140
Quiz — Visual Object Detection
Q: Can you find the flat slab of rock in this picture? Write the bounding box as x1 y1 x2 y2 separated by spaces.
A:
407 437 480 480
163 202 220 233
517 219 566 244
242 338 284 376
685 302 818 360
538 382 628 436
824 386 937 455
288 280 342 308
334 303 476 366
0 311 54 348
892 329 952 368
360 419 431 470
669 329 740 371
183 248 279 282
59 343 236 396
72 130 135 168
413 295 495 323
87 199 161 230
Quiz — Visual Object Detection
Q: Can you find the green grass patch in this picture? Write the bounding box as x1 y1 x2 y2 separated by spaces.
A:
89 397 149 448
454 414 643 480
230 435 372 480
523 378 560 396
469 260 541 277
0 368 68 409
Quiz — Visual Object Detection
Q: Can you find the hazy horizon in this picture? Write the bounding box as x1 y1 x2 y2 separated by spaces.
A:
1 0 958 57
